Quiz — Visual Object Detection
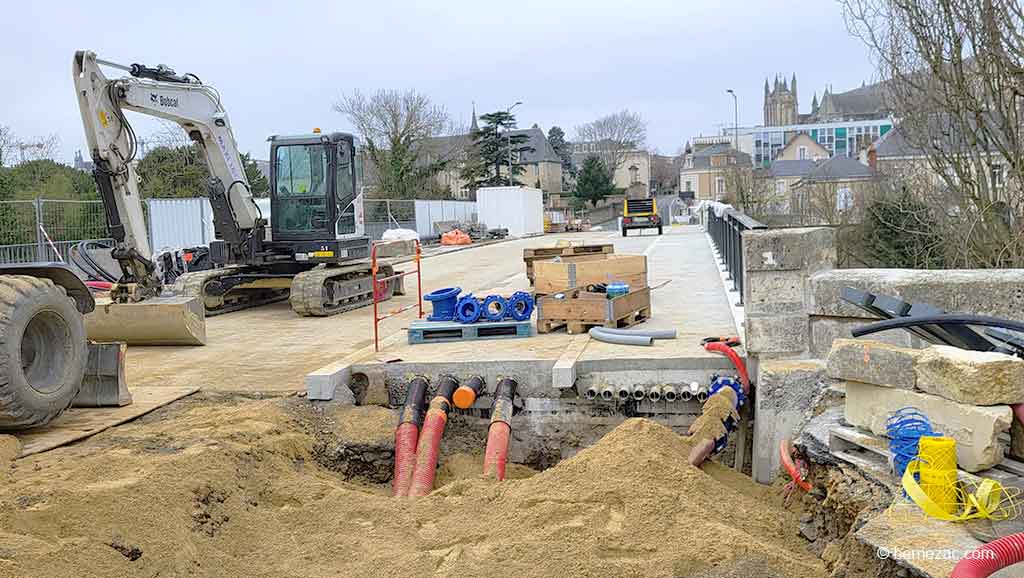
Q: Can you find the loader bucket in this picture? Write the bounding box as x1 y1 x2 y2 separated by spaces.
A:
85 296 207 346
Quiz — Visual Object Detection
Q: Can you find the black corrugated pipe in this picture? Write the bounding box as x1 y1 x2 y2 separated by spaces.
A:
483 377 517 480
392 376 429 497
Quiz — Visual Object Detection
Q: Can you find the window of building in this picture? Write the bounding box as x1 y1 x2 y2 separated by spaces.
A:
629 165 640 184
991 164 1006 188
798 146 807 160
715 177 726 197
836 187 854 211
776 180 786 194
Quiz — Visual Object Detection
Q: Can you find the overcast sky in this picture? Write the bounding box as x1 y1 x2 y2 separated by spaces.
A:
3 0 876 163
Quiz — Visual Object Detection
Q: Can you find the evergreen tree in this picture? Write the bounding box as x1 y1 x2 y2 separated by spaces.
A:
574 156 616 207
460 110 534 189
546 126 574 175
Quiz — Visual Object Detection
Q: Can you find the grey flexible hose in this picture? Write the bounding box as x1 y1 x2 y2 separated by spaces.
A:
589 327 654 346
591 327 677 340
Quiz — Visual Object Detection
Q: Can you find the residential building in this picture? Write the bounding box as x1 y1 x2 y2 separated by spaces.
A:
777 155 876 222
570 142 651 191
775 133 828 162
678 142 752 201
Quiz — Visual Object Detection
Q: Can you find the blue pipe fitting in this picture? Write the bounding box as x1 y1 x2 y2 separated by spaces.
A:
708 375 745 456
482 295 507 321
455 294 482 324
507 291 535 321
424 287 461 322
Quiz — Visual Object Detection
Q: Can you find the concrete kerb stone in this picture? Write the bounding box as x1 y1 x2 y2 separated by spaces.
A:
752 358 827 484
825 338 920 390
305 332 404 402
742 227 837 273
844 380 1012 472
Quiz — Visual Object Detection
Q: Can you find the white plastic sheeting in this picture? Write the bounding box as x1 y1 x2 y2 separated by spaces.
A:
476 186 544 237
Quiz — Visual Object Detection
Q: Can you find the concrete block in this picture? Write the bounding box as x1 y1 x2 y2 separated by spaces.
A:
825 338 920 390
745 313 809 355
808 268 1024 319
808 315 914 359
915 345 1024 405
742 227 837 273
844 380 1012 472
744 270 806 315
552 335 590 389
752 359 827 484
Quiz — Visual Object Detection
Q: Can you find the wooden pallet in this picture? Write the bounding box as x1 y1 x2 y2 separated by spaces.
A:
524 243 614 284
537 287 651 335
407 319 533 344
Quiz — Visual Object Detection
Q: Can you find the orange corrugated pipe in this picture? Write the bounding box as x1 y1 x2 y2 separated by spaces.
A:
452 375 486 410
483 377 518 480
408 375 460 498
392 376 428 497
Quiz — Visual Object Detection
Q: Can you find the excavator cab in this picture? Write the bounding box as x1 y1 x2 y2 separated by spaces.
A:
269 132 360 242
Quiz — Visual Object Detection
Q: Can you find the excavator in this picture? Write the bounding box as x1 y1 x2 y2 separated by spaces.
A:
73 50 398 325
0 52 406 431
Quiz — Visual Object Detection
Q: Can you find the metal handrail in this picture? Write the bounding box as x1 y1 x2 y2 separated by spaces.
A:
704 205 766 304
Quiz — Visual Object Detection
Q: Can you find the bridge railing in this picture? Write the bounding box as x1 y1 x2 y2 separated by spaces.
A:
704 204 766 304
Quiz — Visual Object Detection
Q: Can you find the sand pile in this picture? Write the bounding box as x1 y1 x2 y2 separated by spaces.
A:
0 397 825 578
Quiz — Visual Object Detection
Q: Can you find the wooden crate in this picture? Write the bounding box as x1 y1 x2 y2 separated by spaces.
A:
533 254 646 295
536 287 651 334
407 319 533 344
523 243 614 284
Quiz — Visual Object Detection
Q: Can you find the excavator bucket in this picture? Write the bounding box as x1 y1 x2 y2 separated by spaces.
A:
85 296 207 346
73 342 132 407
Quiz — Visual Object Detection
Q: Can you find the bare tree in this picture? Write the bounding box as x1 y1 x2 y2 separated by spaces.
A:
575 110 647 177
15 134 60 164
335 89 463 199
0 125 15 167
843 0 1024 267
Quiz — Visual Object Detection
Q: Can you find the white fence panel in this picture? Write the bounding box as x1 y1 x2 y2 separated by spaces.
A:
146 198 214 251
414 200 476 238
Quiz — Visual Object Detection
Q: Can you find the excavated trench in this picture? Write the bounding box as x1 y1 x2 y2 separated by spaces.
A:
0 392 892 578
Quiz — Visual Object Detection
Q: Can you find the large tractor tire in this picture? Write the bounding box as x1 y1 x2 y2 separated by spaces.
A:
0 275 87 430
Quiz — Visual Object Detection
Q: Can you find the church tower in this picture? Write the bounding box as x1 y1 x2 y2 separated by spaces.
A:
763 74 799 126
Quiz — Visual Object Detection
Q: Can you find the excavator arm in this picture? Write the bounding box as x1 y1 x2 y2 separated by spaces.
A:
72 50 264 301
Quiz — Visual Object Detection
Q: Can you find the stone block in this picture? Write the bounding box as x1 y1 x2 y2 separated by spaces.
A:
752 359 827 484
808 268 1024 319
744 270 806 315
915 345 1024 405
745 313 809 355
825 338 920 390
844 380 1011 472
808 316 914 359
742 227 837 273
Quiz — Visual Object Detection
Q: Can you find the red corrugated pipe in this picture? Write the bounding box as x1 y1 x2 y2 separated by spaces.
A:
780 438 812 492
702 339 750 395
408 375 460 498
951 532 1024 578
392 376 428 497
483 377 517 480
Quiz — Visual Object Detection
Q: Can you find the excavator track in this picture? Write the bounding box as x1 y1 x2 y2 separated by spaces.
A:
289 263 398 317
172 267 291 317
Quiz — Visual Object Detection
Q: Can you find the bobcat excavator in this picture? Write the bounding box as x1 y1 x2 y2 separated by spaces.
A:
73 50 398 337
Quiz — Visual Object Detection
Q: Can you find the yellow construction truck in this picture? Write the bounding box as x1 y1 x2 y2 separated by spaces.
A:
621 196 662 236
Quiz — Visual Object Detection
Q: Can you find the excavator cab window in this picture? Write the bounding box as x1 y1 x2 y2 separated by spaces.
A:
335 141 357 237
274 143 330 236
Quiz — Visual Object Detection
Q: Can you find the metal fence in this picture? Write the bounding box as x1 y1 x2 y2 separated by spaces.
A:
0 196 478 264
0 199 111 264
704 204 766 304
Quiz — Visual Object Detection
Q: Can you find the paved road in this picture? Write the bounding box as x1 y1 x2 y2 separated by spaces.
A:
126 225 736 392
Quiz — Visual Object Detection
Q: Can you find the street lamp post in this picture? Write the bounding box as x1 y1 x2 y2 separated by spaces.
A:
725 89 738 151
506 101 522 185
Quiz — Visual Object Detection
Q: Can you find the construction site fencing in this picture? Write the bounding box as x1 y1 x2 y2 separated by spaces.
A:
0 196 478 264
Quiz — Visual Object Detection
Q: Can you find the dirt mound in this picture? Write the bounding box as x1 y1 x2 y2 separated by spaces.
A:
0 434 19 464
0 399 824 578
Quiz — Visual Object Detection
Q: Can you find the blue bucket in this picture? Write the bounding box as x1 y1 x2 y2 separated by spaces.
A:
424 287 461 321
